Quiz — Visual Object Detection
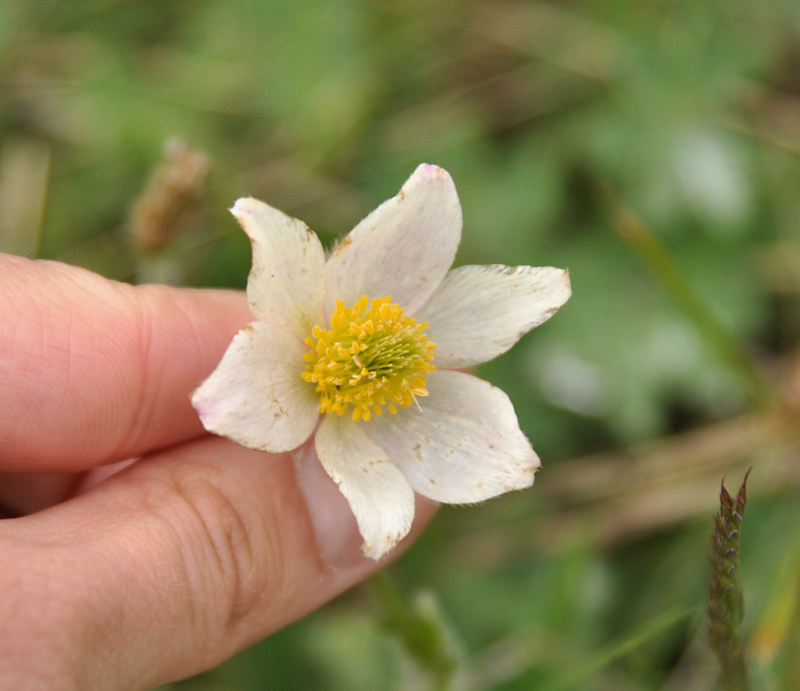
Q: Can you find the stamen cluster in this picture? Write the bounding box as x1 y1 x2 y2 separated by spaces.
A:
302 295 436 421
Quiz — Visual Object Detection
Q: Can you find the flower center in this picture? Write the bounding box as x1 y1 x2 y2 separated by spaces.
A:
302 295 436 421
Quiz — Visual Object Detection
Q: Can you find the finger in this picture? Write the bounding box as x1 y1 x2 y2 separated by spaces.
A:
0 471 84 517
0 254 252 472
0 437 435 689
0 460 135 517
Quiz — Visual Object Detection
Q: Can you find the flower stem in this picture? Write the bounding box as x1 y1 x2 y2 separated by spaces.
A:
370 571 460 690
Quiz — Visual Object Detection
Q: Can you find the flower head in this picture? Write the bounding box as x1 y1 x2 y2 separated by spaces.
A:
192 164 571 559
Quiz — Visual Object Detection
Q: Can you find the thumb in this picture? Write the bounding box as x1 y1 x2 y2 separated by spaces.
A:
0 436 435 690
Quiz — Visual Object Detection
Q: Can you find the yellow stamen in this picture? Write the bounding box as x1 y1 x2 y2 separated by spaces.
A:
302 295 436 421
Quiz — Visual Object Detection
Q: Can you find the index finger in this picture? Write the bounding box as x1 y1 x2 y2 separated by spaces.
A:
1 254 251 472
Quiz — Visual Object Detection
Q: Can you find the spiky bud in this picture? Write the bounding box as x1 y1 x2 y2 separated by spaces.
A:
707 469 751 691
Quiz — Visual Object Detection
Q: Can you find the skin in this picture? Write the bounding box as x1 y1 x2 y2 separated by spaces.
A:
0 254 434 690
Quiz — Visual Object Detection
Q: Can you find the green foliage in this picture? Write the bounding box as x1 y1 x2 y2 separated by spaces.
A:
4 0 800 688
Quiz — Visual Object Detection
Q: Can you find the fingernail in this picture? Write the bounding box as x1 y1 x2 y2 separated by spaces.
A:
292 443 366 571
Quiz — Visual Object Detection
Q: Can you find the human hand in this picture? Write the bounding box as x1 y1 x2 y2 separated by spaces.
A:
0 253 434 689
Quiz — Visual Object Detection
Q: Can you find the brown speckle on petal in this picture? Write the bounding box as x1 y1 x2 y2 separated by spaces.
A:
332 235 353 258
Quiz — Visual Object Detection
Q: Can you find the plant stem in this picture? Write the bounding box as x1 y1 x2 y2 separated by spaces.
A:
601 189 774 408
370 571 459 690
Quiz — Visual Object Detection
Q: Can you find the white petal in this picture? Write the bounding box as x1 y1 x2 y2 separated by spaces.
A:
231 197 326 339
192 321 318 453
323 164 462 317
315 414 415 560
417 265 571 368
363 370 539 503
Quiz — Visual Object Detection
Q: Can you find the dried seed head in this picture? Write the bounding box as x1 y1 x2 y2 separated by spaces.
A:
129 138 210 254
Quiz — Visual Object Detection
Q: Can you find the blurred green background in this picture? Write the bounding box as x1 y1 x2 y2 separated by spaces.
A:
3 0 800 688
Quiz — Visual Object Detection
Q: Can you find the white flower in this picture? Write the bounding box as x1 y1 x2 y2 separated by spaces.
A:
192 164 571 559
